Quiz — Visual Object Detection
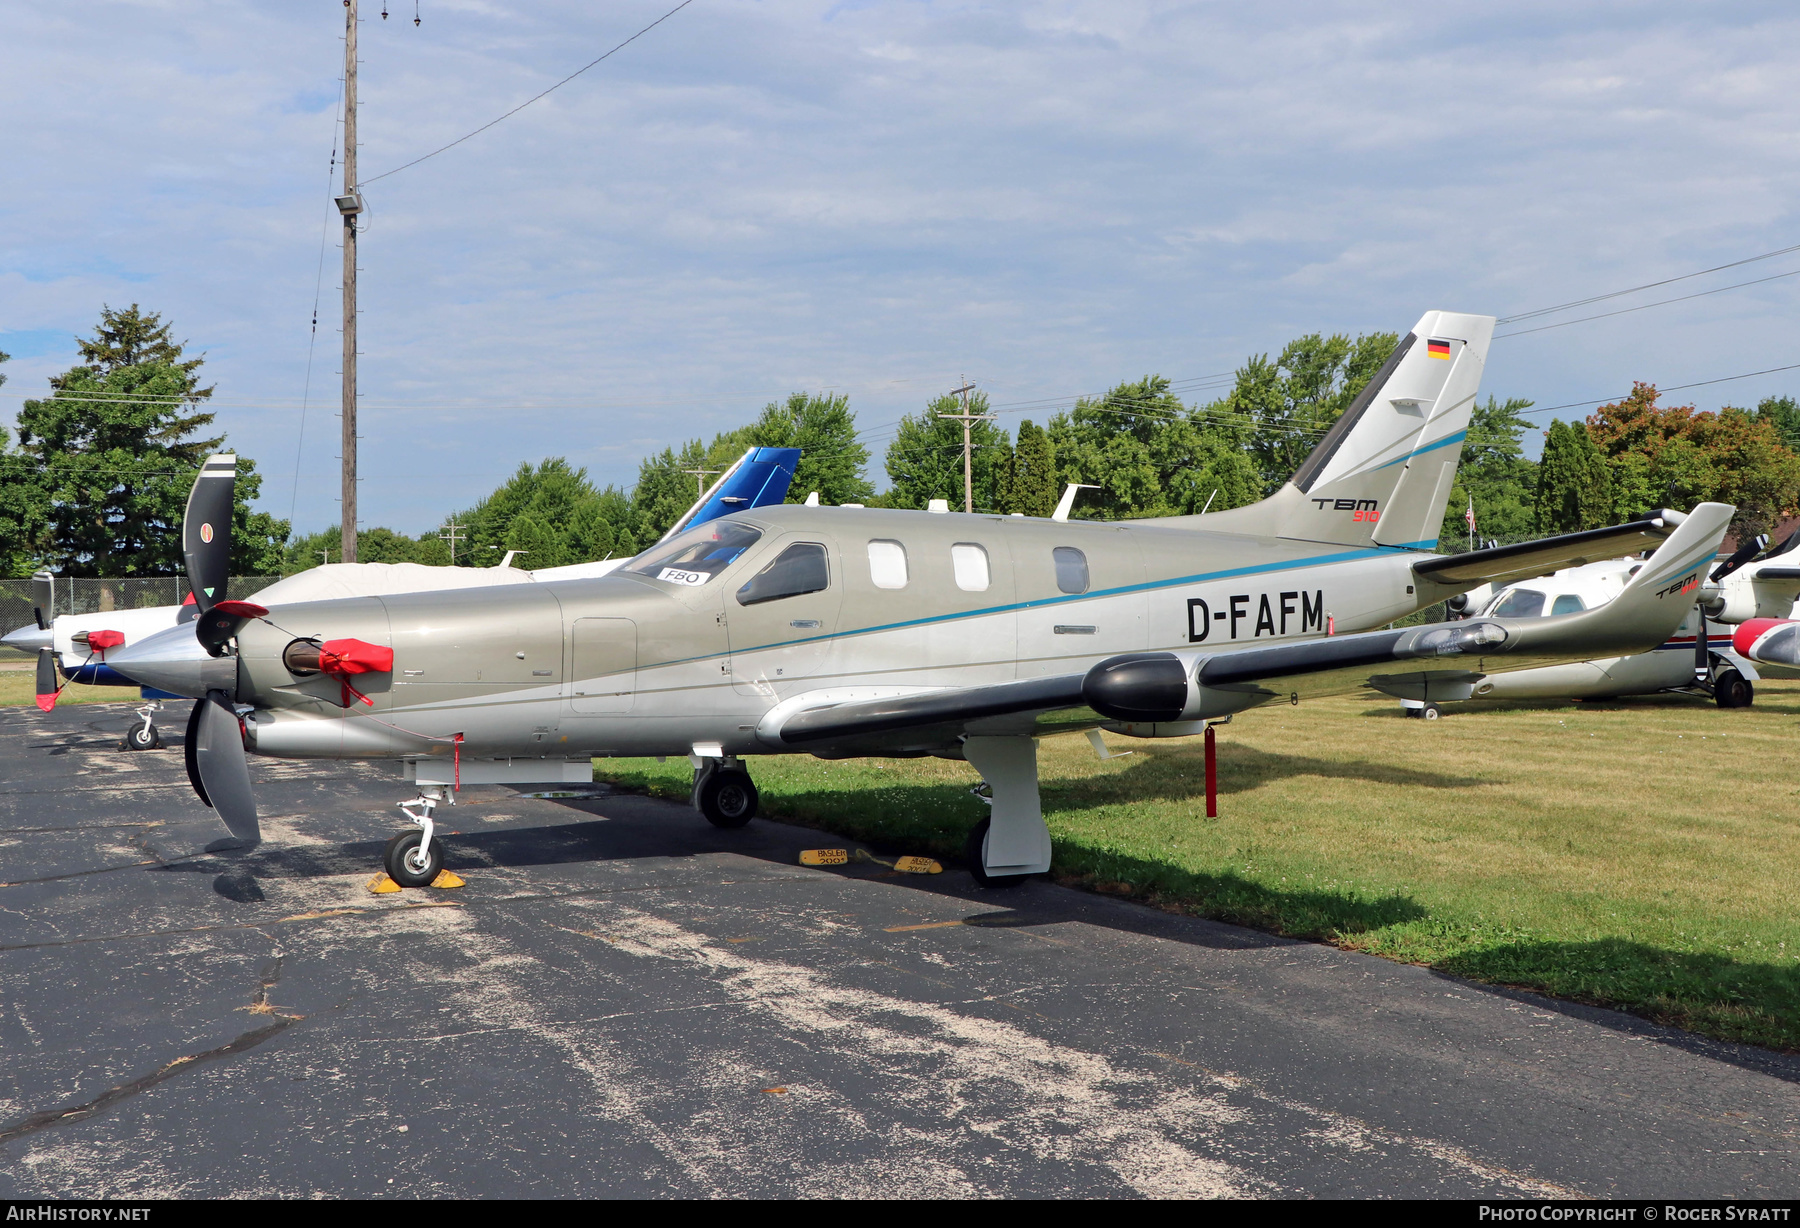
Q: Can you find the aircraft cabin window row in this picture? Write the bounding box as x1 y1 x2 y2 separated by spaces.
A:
738 542 830 606
951 543 990 592
867 539 908 589
1053 547 1089 595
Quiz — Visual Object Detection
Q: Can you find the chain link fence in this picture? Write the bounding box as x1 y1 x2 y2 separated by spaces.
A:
0 577 280 659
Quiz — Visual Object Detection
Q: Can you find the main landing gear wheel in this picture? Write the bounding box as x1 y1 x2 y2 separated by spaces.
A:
384 829 443 888
964 817 1029 889
1714 668 1754 709
698 770 759 828
126 721 161 750
1419 703 1442 721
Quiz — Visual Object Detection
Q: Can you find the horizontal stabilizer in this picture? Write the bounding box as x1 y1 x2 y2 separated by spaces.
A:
1413 513 1681 590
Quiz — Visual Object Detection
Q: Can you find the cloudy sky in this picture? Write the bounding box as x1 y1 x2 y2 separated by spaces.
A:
3 1 1797 535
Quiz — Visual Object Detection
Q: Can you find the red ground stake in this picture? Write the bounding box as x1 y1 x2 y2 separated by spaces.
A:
1204 724 1218 818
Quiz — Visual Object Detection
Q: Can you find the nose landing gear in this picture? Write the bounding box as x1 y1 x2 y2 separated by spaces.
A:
386 786 450 887
123 700 163 750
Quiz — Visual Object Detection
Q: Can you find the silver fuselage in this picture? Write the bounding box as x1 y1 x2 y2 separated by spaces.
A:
237 506 1425 764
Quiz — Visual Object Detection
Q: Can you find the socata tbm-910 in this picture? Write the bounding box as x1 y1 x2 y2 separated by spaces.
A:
106 312 1733 887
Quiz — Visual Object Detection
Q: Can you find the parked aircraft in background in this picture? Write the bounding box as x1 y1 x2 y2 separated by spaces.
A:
103 311 1734 892
3 448 800 744
1390 528 1800 716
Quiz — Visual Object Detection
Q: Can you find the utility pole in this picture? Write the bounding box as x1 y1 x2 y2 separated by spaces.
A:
681 467 722 500
438 517 466 565
936 378 994 514
337 0 362 563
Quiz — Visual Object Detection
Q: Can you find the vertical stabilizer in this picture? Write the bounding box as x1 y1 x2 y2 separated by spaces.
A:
1153 310 1494 550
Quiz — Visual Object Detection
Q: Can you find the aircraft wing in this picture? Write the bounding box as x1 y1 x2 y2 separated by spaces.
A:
1412 513 1681 590
773 502 1732 754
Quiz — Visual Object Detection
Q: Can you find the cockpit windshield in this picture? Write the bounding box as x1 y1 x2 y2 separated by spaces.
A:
1486 588 1546 619
629 521 763 587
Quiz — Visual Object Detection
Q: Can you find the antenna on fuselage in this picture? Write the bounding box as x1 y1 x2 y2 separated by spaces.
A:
1052 484 1100 522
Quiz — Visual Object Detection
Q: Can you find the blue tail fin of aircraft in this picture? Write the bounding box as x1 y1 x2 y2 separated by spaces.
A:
662 447 801 542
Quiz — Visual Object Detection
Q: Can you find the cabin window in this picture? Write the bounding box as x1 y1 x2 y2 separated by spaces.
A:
630 521 762 587
737 542 830 606
868 540 908 589
1053 546 1089 595
1488 588 1546 619
1550 593 1585 616
951 543 990 592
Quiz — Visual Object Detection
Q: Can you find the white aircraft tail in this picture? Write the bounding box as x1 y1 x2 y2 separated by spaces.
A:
1158 310 1496 550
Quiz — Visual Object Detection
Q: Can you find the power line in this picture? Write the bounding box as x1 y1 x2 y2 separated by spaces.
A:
291 75 348 526
1520 360 1800 418
1495 240 1800 325
360 0 698 187
1494 267 1800 340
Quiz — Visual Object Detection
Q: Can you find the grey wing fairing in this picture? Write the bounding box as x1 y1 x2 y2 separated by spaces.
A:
777 674 1090 750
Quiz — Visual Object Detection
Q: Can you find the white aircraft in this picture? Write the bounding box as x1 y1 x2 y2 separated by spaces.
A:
100 311 1739 890
1389 529 1800 716
3 447 800 744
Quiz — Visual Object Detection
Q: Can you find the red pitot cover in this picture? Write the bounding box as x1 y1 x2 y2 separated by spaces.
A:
318 638 395 707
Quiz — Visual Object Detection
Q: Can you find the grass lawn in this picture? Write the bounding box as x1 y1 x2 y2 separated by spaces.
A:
598 681 1800 1051
0 663 124 707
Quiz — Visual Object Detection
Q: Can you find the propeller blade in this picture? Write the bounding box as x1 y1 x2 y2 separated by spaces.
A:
1710 534 1769 582
35 647 58 713
184 700 212 808
194 691 258 844
183 453 237 617
31 572 52 628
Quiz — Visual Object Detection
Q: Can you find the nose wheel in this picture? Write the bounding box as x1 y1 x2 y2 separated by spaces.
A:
123 701 163 750
384 829 444 888
387 786 450 887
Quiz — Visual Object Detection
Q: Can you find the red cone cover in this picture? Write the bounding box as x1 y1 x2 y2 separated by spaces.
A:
1732 618 1791 656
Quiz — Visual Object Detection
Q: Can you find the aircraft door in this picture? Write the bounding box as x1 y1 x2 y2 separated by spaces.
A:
726 537 842 697
567 617 637 714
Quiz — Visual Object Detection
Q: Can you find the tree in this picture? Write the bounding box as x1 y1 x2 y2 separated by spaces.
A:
631 439 712 547
1756 395 1800 453
1221 331 1399 492
1536 420 1612 534
16 305 287 576
0 349 52 576
883 392 1010 511
733 392 873 505
1587 383 1800 539
1437 396 1539 548
1046 376 1259 519
1000 420 1059 517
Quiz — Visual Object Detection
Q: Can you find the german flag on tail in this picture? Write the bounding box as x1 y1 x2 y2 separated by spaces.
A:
1427 338 1452 360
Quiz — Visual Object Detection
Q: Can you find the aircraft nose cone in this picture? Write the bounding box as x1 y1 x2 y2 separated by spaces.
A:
2 624 53 653
105 623 238 699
